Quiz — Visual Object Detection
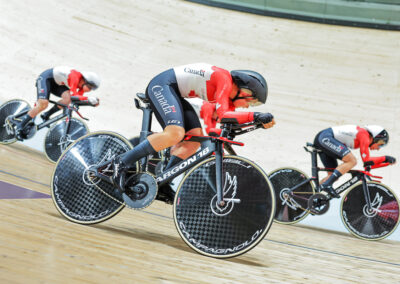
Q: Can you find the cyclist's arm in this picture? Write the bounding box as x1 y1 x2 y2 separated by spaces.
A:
200 101 220 135
70 95 99 106
68 70 85 96
358 132 386 166
213 73 254 124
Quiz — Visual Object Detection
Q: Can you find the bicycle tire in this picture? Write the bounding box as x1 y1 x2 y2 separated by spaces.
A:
268 167 315 224
341 181 400 240
44 118 89 163
51 131 133 224
173 155 275 258
0 99 31 144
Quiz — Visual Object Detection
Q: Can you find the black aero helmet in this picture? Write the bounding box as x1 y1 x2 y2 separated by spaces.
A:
230 70 268 104
364 125 389 146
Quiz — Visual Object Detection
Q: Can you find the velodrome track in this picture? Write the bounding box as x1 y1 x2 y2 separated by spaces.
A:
1 143 399 282
0 0 399 282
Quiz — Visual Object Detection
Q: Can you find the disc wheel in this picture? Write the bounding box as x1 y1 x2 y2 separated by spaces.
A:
0 99 31 144
44 118 89 163
268 168 315 224
341 182 400 240
174 156 275 258
51 131 133 224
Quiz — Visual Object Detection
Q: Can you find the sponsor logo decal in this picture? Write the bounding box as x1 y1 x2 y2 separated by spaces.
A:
210 172 241 216
156 147 210 182
151 85 176 114
184 67 205 77
322 138 343 153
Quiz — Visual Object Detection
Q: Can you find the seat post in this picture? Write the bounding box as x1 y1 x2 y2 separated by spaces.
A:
311 150 319 181
139 107 152 142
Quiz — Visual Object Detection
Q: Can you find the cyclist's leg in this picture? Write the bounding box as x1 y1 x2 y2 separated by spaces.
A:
314 129 352 197
167 98 203 168
15 70 53 131
41 74 70 120
113 70 186 188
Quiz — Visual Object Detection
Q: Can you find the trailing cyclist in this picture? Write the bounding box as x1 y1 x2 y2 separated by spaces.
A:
313 125 396 198
14 66 100 139
111 63 276 197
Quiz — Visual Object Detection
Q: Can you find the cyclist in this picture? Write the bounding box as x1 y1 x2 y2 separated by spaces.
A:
14 66 100 138
112 63 276 194
314 125 396 198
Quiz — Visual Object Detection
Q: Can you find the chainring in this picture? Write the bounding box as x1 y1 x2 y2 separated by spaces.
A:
122 173 157 209
307 193 330 215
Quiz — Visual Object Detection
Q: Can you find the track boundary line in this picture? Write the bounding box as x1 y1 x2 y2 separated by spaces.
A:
0 169 50 187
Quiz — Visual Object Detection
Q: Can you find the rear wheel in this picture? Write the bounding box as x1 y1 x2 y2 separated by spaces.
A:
268 167 315 224
174 156 275 258
0 99 31 144
51 131 133 224
341 182 400 240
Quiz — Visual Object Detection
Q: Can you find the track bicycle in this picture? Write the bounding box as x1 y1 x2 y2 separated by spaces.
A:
268 142 399 240
51 92 275 258
0 96 96 162
127 115 250 204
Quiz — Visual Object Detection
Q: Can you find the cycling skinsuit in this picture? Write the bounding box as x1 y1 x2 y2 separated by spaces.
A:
36 66 85 100
145 63 256 133
314 125 386 168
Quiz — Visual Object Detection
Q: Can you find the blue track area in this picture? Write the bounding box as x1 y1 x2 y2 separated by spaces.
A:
0 179 50 199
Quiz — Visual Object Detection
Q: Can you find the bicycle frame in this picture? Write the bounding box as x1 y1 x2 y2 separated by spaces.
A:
299 144 387 210
10 99 88 137
133 95 248 205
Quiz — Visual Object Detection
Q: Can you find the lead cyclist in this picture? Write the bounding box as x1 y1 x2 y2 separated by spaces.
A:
112 63 276 198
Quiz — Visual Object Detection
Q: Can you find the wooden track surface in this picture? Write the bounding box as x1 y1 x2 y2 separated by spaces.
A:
0 143 399 283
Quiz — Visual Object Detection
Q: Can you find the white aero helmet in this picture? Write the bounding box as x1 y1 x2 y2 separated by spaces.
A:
364 125 389 146
81 71 101 90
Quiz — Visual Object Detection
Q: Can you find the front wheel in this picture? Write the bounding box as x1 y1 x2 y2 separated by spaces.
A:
0 99 31 144
268 167 315 224
44 118 89 163
51 131 133 224
341 182 400 240
173 156 275 258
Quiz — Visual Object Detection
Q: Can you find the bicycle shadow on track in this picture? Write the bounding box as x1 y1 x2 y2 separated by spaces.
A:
48 212 268 266
94 223 194 253
96 224 268 266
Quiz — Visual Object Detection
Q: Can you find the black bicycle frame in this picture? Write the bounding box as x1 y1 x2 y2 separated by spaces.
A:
134 95 228 204
12 100 80 136
133 94 262 205
294 144 374 208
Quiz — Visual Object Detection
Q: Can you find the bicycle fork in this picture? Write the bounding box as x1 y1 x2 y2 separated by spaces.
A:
215 141 224 206
361 177 374 212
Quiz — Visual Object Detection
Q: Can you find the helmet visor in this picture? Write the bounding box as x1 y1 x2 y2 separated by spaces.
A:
234 89 262 106
375 139 387 149
84 81 98 91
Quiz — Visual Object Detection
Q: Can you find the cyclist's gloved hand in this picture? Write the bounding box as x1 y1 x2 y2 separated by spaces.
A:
88 97 100 107
254 112 274 124
363 161 374 167
384 156 396 164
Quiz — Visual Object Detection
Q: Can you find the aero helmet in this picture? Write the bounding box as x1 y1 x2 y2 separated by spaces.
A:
81 71 101 90
230 70 268 104
364 125 389 146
